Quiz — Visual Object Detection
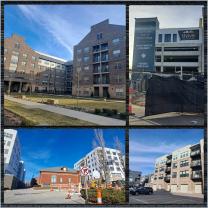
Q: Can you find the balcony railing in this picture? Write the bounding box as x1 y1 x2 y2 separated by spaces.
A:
191 171 202 180
165 167 171 172
191 150 200 157
191 161 201 168
164 176 171 182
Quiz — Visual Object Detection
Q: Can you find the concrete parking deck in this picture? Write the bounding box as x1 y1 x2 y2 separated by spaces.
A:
4 188 85 204
5 95 125 126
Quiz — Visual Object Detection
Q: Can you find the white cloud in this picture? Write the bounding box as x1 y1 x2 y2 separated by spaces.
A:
130 140 183 155
17 5 79 56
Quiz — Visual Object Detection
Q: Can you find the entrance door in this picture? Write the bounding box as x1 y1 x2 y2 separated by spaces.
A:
195 184 202 193
103 87 109 98
180 184 188 193
94 87 99 97
171 185 177 192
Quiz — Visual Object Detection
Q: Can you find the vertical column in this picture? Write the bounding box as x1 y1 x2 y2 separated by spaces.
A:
18 82 22 93
7 81 11 94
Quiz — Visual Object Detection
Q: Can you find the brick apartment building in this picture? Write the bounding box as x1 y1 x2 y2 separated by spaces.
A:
37 166 80 192
4 34 73 94
72 19 126 99
152 139 204 194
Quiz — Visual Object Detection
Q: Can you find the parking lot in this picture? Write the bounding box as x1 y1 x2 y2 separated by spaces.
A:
129 190 204 204
4 188 85 204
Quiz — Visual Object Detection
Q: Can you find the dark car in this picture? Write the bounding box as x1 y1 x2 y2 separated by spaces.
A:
130 187 153 195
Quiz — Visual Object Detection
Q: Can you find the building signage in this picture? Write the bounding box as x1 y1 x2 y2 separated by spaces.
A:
80 167 89 176
178 30 199 40
132 19 157 72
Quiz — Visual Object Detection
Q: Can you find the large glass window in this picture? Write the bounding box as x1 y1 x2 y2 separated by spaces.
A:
97 33 103 40
173 34 177 42
158 34 163 42
164 34 171 42
112 38 120 44
84 47 90 53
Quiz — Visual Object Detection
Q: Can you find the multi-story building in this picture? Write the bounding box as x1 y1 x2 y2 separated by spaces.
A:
36 166 80 192
129 170 142 187
4 34 73 94
132 17 204 76
4 129 25 189
153 139 204 194
72 19 126 99
74 147 125 182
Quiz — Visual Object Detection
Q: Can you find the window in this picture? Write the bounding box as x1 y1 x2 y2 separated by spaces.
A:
23 53 28 59
164 34 171 42
110 167 114 171
155 56 161 62
9 63 17 71
11 55 19 64
172 162 177 168
84 66 89 70
32 56 36 61
77 49 82 54
113 152 116 155
115 63 122 70
180 160 189 167
84 56 89 62
172 172 177 178
31 63 35 68
22 62 26 66
4 57 6 62
68 178 71 183
77 58 81 62
97 33 103 40
51 175 56 183
173 34 177 42
14 42 20 49
4 48 8 53
112 38 120 44
113 50 121 57
12 51 19 55
84 47 90 53
4 149 9 154
158 34 163 42
60 177 63 183
7 141 11 146
180 170 189 177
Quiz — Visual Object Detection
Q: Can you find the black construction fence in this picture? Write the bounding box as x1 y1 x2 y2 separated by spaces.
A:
145 75 204 116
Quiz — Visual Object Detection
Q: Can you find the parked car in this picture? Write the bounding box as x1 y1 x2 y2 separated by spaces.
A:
130 187 153 195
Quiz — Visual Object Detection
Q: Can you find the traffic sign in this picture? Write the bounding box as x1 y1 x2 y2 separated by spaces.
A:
80 166 89 176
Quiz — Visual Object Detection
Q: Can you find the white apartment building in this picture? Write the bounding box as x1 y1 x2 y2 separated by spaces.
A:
4 129 25 182
74 147 125 182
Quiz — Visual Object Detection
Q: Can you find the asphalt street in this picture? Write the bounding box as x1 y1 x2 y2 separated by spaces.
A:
129 190 204 204
4 188 85 204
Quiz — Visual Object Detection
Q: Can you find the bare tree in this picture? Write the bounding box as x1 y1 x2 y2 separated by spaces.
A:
94 129 111 186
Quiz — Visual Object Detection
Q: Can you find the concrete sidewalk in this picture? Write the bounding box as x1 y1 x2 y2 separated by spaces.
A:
5 95 125 126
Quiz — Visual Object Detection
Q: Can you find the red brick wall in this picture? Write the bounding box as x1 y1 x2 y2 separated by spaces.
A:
39 171 80 186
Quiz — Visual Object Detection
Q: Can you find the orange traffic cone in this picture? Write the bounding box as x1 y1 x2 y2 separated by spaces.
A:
97 188 102 204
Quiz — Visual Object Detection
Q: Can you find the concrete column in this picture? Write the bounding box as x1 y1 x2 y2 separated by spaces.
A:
7 81 11 94
18 82 22 93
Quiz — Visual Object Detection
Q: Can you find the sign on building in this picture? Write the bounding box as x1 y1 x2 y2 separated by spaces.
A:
178 30 199 40
132 18 157 72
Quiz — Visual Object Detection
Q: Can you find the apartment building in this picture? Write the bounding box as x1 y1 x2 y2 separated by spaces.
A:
4 34 73 94
152 139 204 194
74 147 125 182
72 19 126 99
4 129 26 189
37 166 80 192
132 17 204 76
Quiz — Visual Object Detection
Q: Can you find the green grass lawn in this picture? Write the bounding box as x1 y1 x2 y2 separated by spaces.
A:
10 93 126 113
4 100 95 126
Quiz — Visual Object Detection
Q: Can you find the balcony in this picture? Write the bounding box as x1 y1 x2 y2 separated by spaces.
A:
164 175 171 182
190 150 200 157
191 160 201 168
165 167 171 173
191 171 202 180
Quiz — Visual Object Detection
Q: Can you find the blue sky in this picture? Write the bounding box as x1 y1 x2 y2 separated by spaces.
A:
4 5 125 60
130 129 204 176
17 128 125 182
